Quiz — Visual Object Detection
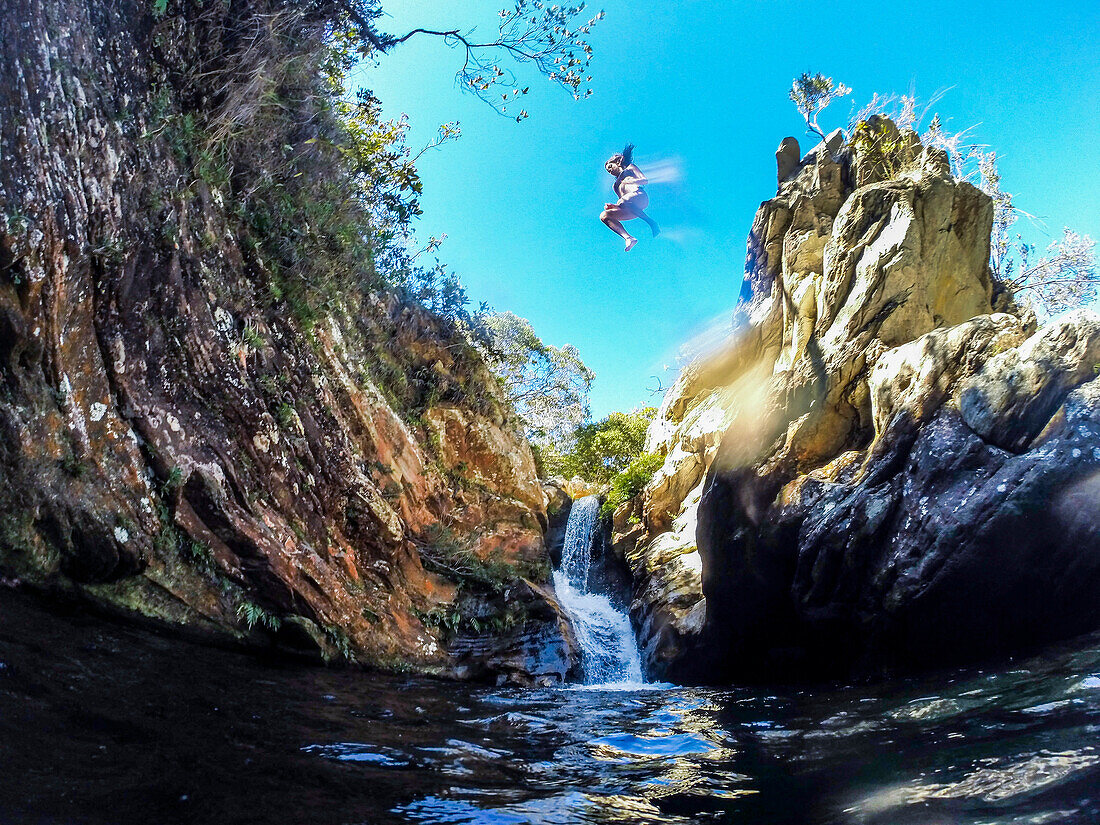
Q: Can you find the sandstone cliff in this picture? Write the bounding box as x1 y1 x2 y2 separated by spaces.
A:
620 120 1100 682
0 0 572 683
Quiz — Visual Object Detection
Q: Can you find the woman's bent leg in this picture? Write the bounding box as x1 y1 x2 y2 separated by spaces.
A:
619 193 659 237
601 204 637 249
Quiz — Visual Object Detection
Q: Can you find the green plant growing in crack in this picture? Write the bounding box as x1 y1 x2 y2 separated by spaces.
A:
276 402 298 430
236 600 282 632
322 624 355 662
242 322 264 350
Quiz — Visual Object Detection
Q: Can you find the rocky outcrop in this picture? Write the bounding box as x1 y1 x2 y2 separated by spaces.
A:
612 486 703 679
629 121 1100 682
449 579 578 686
0 0 570 684
542 480 572 568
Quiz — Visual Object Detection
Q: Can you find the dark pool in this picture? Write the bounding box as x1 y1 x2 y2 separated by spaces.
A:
1 590 1098 824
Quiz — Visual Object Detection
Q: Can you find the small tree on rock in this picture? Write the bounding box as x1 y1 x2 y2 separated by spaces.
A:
789 72 851 140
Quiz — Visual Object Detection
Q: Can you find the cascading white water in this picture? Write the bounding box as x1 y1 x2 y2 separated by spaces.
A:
552 495 645 686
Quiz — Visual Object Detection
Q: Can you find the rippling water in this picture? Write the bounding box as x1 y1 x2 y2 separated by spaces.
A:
2 591 1099 824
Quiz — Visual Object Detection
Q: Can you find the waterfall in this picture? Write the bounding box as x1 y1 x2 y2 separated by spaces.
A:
552 496 645 686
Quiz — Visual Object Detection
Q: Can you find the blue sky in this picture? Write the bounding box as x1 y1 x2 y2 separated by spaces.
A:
363 0 1100 419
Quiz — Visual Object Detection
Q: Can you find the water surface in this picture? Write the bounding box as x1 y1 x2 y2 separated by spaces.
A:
1 592 1099 824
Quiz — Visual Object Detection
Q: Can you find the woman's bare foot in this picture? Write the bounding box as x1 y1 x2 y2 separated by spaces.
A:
650 222 660 238
625 236 638 252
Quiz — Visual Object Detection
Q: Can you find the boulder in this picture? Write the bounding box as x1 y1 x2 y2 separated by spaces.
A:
450 579 579 686
776 136 801 184
564 476 599 500
957 309 1100 452
870 314 1027 433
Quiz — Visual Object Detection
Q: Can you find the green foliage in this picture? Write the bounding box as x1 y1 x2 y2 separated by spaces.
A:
236 599 282 632
241 323 264 350
60 454 87 478
91 235 129 264
531 441 569 479
850 117 910 180
322 624 355 662
416 602 526 639
276 402 297 430
152 498 218 578
146 13 471 332
789 72 851 139
183 539 215 574
416 522 542 592
163 465 183 493
600 452 663 518
555 407 657 484
474 311 594 444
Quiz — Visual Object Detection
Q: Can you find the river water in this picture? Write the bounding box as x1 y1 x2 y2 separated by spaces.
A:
3 589 1100 824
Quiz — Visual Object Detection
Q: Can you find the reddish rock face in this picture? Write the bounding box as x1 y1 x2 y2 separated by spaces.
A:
0 0 569 683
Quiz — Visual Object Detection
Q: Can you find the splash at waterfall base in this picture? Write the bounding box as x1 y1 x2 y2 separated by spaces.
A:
550 496 646 686
614 122 1100 685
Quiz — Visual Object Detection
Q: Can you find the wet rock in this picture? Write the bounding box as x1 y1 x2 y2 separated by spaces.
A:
450 580 578 686
542 481 572 568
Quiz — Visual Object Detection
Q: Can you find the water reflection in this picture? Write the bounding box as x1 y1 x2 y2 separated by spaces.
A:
1 592 1100 824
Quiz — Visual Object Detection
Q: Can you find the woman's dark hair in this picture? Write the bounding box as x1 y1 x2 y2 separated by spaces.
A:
607 143 635 169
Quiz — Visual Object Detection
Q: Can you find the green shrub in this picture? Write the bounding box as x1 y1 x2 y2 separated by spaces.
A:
600 453 663 519
544 407 656 483
322 624 355 663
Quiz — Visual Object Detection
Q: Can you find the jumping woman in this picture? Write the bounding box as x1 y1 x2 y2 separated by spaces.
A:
601 144 660 251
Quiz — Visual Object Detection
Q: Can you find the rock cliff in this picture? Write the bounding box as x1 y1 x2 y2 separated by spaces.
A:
623 120 1100 682
0 0 572 683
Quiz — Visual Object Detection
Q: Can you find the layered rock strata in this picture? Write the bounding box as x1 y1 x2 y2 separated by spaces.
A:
0 0 571 683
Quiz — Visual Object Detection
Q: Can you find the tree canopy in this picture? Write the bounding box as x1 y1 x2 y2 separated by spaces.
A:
475 311 594 444
539 407 657 484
